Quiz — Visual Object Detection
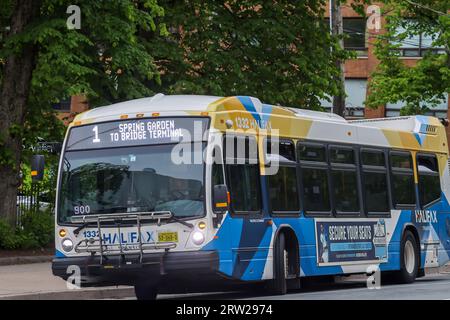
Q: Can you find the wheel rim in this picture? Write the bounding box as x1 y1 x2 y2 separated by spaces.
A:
404 240 415 274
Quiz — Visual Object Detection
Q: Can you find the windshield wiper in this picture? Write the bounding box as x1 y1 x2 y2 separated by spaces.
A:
73 222 93 236
165 215 194 229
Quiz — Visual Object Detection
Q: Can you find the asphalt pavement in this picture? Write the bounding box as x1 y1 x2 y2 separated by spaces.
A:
2 262 450 300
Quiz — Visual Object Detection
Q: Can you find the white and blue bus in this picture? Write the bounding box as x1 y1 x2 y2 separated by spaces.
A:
52 94 450 299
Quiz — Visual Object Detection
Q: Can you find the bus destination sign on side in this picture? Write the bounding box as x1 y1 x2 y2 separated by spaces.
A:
66 117 209 151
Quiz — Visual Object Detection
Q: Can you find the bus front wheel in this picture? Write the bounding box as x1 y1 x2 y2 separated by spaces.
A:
395 230 419 284
270 232 287 295
134 284 158 300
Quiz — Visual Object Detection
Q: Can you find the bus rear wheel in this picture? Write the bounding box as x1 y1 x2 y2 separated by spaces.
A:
395 230 419 284
134 284 158 300
270 232 287 295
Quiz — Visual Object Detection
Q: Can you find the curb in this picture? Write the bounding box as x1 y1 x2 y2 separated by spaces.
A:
0 255 53 266
0 287 134 300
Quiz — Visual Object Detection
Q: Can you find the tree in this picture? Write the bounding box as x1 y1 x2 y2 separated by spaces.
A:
147 0 350 109
330 0 347 116
0 0 166 225
353 0 449 115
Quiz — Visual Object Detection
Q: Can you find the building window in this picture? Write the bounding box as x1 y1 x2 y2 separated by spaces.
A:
385 94 448 118
343 18 367 56
319 79 367 118
52 99 71 112
392 20 446 57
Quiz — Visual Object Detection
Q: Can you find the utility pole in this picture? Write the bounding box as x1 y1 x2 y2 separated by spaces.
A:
330 0 346 117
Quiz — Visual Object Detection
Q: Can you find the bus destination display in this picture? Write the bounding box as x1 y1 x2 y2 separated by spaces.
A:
66 117 209 151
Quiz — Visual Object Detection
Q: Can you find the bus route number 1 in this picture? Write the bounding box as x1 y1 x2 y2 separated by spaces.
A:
92 125 101 143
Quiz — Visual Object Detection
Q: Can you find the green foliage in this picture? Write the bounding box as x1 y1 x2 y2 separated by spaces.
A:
0 0 166 173
147 0 351 109
20 209 54 247
357 0 449 114
0 209 54 250
0 219 20 249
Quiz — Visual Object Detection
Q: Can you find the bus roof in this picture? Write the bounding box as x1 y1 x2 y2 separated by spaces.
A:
73 94 348 123
71 94 448 154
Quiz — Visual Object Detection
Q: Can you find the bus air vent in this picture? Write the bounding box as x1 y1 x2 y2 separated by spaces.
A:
418 124 438 135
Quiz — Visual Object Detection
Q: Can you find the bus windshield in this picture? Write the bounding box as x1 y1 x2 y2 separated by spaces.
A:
58 143 205 223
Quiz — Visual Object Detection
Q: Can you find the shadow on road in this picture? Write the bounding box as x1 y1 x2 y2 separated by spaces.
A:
161 273 447 300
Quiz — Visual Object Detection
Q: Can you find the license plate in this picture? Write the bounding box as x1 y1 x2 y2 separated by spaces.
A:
158 232 178 243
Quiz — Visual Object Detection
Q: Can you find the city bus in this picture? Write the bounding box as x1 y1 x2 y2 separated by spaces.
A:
51 94 450 299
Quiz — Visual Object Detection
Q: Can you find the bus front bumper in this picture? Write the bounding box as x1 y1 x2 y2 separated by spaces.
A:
52 250 219 287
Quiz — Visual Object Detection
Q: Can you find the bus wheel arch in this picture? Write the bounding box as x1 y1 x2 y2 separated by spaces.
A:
403 224 421 267
396 225 421 283
272 225 300 294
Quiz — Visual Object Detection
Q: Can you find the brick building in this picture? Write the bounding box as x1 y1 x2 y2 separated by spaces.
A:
322 2 450 148
56 2 450 149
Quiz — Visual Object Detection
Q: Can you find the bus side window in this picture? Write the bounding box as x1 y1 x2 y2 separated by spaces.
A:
211 147 226 213
329 146 361 215
361 149 390 216
417 154 441 208
212 147 225 186
390 151 416 208
298 143 331 215
266 139 300 214
224 135 261 214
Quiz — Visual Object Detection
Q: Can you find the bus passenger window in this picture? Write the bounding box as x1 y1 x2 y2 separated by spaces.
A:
302 168 331 212
268 166 299 213
298 143 331 214
390 152 415 207
332 170 359 213
330 147 360 214
330 147 355 164
224 135 261 214
361 150 390 215
417 154 441 207
266 139 296 162
297 144 326 162
227 164 261 213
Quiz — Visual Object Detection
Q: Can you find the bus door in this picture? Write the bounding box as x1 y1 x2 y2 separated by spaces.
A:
415 154 446 267
223 134 272 281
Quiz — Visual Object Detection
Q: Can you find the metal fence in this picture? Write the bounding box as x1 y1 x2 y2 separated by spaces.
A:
16 183 43 226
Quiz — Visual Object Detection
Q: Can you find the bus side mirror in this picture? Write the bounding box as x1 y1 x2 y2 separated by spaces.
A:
213 184 229 213
31 155 45 181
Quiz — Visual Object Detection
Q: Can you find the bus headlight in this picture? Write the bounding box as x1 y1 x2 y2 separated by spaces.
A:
192 231 205 245
61 238 74 252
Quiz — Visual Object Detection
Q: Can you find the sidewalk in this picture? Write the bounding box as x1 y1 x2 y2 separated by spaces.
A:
0 262 133 300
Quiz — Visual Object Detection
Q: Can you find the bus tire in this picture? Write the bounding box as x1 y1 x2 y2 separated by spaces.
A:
271 232 287 295
134 284 158 300
395 230 419 284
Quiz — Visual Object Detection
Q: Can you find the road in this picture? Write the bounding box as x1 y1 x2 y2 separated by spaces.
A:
129 272 450 300
2 262 450 300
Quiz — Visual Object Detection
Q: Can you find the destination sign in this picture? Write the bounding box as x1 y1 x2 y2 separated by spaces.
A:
66 117 209 151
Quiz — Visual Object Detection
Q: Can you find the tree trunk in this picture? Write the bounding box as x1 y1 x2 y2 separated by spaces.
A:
0 0 41 225
330 0 346 117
